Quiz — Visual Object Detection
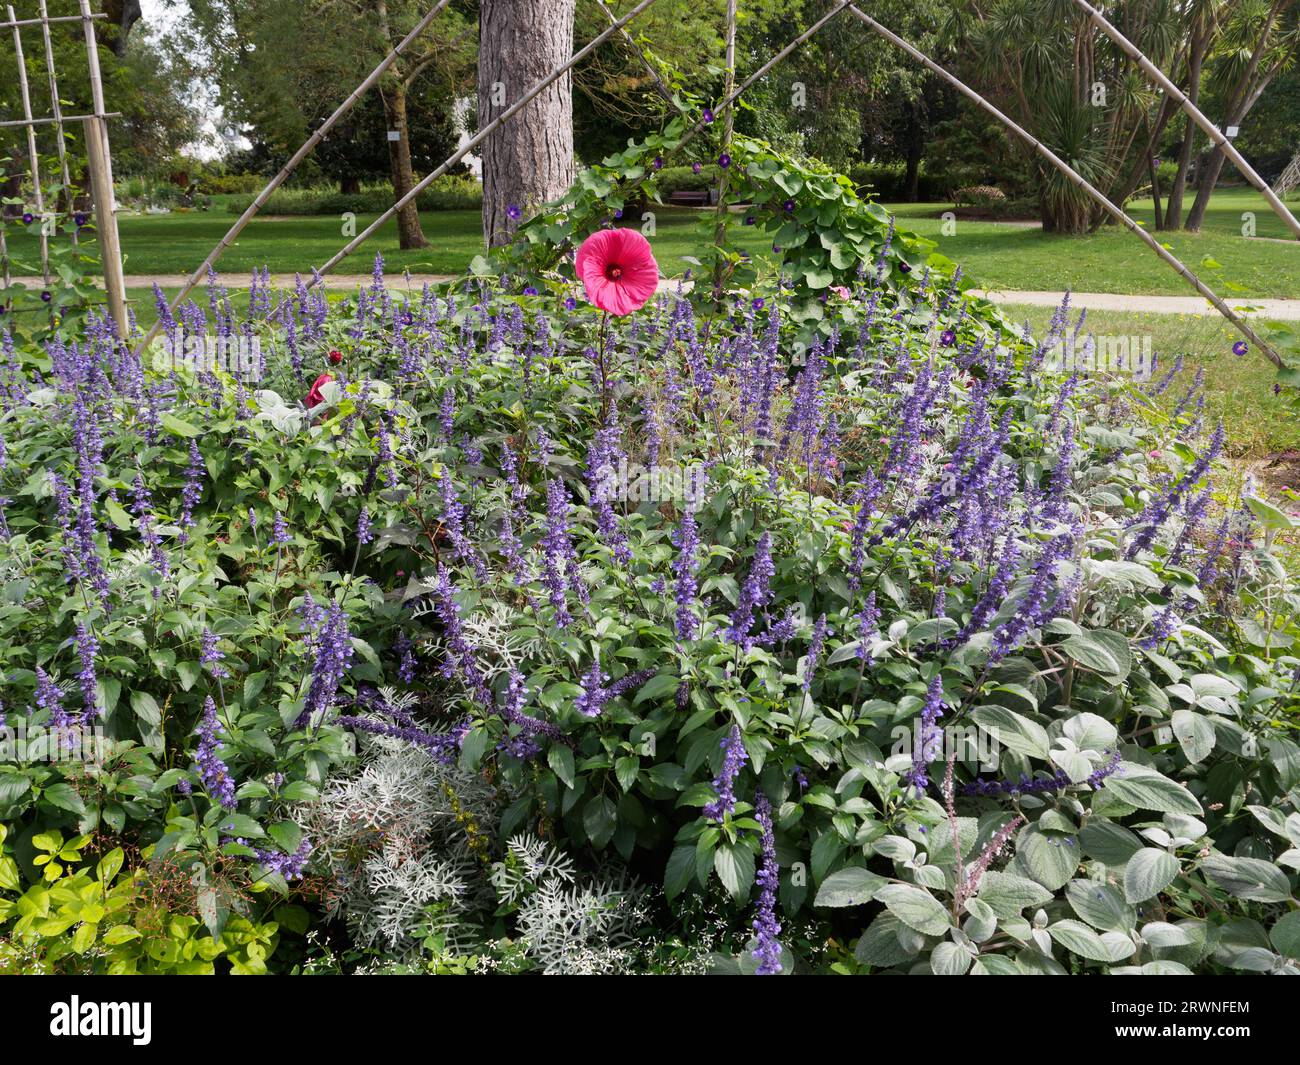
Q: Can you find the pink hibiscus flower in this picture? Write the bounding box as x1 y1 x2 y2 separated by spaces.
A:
305 372 333 408
574 228 659 316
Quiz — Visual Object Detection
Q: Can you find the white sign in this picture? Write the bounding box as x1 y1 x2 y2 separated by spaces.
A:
387 130 401 142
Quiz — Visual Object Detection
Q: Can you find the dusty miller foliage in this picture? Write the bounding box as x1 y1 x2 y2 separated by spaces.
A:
302 698 651 972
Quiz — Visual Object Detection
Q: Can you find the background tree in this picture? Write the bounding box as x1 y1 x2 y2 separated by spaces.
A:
174 0 475 247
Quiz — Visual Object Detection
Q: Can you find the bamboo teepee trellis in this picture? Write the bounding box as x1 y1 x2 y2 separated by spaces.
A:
0 1 127 334
160 0 1286 369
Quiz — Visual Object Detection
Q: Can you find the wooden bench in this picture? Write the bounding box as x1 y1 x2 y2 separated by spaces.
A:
669 189 710 207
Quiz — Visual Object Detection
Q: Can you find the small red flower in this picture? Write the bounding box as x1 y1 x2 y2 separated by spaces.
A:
574 228 660 316
305 372 333 408
328 349 343 365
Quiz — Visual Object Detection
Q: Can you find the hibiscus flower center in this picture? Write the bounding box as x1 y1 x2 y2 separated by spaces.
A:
605 264 624 281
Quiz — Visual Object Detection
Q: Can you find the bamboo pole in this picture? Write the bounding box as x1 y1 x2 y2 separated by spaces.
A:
589 0 680 110
1070 0 1300 241
78 0 128 338
0 12 103 29
680 1 852 151
39 0 77 245
711 0 737 299
844 4 1285 370
307 0 666 286
9 7 49 282
0 112 121 129
135 0 456 356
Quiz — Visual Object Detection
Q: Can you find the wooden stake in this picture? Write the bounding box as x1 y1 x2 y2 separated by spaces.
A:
845 3 1285 370
9 6 49 282
78 0 127 338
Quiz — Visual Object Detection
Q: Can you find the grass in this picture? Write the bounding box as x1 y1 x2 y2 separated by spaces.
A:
889 188 1300 299
1002 302 1300 459
6 188 1296 298
5 198 769 280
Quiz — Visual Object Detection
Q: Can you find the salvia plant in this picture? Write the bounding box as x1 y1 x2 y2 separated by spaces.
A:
0 133 1298 975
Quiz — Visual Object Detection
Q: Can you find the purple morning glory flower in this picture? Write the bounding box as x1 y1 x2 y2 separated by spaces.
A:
564 296 577 311
692 162 702 174
1232 340 1248 356
22 212 34 224
783 199 795 212
74 212 88 227
653 156 663 169
40 291 52 303
702 108 715 124
752 297 765 310
899 261 912 274
507 204 522 221
523 286 538 296
940 328 956 346
719 153 732 169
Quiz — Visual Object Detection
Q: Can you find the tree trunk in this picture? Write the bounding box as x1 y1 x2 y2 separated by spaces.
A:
478 0 577 248
1164 37 1204 229
383 82 429 250
904 102 923 202
1148 150 1163 231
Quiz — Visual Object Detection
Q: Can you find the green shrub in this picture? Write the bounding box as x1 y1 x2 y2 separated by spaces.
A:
223 176 483 216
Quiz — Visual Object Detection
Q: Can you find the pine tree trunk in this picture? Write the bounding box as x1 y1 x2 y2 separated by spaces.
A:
478 0 577 248
384 82 429 250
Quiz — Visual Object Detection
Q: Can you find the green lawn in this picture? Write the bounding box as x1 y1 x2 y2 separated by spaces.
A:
6 199 768 280
890 187 1300 299
1002 302 1299 459
7 188 1296 298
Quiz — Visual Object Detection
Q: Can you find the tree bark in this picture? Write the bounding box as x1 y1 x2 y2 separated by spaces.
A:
478 0 577 248
383 81 429 249
1184 0 1287 232
1164 35 1205 229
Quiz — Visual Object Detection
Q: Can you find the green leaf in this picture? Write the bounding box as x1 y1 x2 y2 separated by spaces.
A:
1050 918 1112 962
1105 764 1202 815
930 941 972 975
665 845 696 901
1171 709 1215 764
1200 855 1293 903
875 883 950 936
1014 826 1078 891
978 870 1053 918
1124 848 1180 903
160 412 202 438
1269 910 1300 960
713 842 755 901
582 795 618 849
41 782 86 816
547 745 575 790
813 867 887 908
853 911 919 968
1065 879 1136 932
971 704 1049 758
1061 629 1132 682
